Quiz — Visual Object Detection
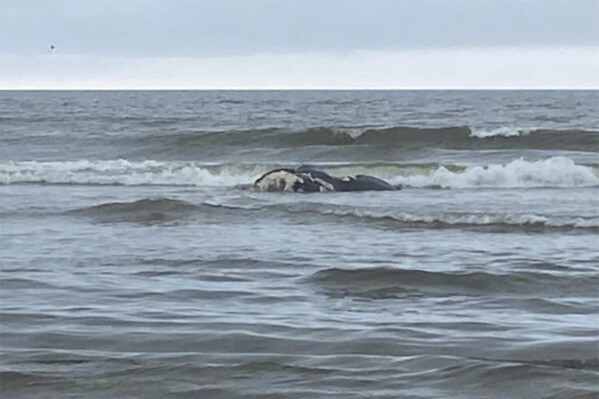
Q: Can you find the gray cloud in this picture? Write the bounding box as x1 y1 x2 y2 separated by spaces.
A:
1 0 598 57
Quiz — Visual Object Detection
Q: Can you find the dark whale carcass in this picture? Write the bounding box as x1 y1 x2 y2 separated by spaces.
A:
253 166 401 192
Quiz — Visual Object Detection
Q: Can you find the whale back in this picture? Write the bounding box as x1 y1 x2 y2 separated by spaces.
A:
253 166 400 192
341 175 399 191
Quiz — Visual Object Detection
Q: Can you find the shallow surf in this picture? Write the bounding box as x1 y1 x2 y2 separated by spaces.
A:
1 90 598 399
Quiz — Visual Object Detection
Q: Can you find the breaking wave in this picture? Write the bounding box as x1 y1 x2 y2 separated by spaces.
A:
131 126 599 153
469 126 534 138
390 156 599 188
0 159 255 187
1 157 597 189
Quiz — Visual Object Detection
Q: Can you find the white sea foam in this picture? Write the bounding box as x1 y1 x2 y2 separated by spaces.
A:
470 126 533 138
391 157 599 188
0 160 255 187
1 157 597 189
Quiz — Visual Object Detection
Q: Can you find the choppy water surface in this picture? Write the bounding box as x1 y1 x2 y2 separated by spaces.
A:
1 90 598 399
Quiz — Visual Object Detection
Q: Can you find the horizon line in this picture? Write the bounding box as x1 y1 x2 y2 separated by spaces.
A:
2 87 598 91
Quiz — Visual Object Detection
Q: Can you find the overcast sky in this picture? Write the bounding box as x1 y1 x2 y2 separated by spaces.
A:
1 0 598 89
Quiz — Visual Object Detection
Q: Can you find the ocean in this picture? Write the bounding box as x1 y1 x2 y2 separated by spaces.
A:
1 90 598 399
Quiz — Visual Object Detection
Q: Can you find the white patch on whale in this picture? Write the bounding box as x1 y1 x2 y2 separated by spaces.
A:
254 170 302 192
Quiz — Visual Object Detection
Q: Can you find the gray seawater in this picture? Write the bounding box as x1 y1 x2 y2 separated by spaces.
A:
1 90 598 399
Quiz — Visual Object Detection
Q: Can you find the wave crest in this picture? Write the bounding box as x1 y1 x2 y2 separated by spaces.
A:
0 159 255 186
304 207 599 232
306 266 597 298
276 199 599 232
1 157 597 189
392 157 599 188
68 198 199 223
469 127 533 138
134 126 599 153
